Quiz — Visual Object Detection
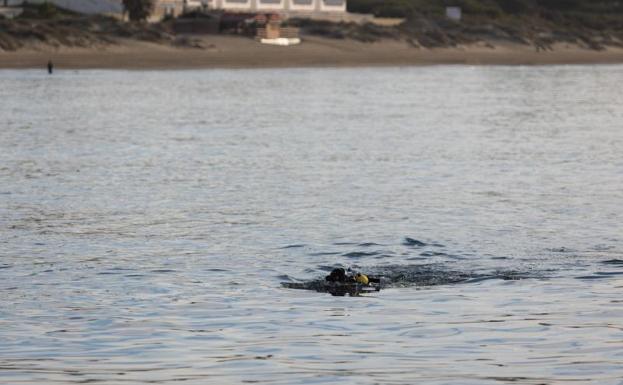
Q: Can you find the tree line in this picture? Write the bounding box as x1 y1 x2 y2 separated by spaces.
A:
122 0 154 21
347 0 623 18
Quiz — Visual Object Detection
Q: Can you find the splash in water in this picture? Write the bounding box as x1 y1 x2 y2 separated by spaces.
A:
282 263 535 296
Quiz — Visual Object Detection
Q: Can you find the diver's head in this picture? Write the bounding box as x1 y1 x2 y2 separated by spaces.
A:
326 268 347 282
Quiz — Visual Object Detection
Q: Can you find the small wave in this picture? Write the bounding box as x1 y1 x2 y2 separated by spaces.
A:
547 247 576 253
372 264 478 287
591 244 615 251
317 265 345 272
308 251 341 256
403 237 427 247
576 275 610 280
419 251 448 257
601 259 623 266
373 254 395 259
276 274 292 281
595 271 623 276
358 242 384 247
280 244 306 249
342 251 380 258
577 271 623 280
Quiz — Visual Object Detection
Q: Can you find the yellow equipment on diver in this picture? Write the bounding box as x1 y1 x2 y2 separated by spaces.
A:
355 273 369 285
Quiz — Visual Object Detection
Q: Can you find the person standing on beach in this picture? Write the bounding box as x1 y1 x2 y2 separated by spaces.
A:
47 60 53 74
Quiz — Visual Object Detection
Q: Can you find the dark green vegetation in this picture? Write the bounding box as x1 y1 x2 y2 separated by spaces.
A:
0 3 171 51
18 1 73 19
5 2 79 20
290 18 401 42
348 0 623 19
122 0 154 22
301 0 623 49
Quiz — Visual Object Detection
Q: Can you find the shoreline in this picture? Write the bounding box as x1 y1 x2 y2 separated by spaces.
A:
2 36 623 70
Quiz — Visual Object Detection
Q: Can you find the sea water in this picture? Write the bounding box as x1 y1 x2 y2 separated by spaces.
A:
1 65 622 384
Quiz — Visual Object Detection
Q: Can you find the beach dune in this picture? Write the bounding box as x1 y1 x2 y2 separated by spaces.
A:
2 36 623 69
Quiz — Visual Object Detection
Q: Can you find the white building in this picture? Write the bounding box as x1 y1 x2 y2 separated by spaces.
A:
154 0 347 20
158 0 347 14
2 0 347 19
203 0 346 13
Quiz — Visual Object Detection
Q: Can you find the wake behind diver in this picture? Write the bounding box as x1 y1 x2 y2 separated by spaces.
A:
282 268 382 296
282 264 533 296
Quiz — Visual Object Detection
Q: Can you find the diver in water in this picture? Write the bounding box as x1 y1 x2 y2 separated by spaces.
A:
282 268 382 296
324 268 381 296
325 267 375 285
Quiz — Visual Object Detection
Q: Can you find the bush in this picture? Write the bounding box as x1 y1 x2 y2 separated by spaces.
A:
440 0 503 17
348 0 416 18
37 2 58 18
347 0 623 18
17 2 78 19
122 0 154 21
537 0 582 10
494 0 536 14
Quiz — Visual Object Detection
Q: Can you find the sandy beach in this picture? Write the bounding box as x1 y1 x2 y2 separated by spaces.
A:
2 36 623 69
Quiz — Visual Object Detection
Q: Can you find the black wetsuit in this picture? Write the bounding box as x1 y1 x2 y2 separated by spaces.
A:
282 268 381 296
325 268 350 283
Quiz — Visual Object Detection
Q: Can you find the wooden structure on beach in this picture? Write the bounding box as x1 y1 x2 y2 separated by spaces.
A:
254 13 300 45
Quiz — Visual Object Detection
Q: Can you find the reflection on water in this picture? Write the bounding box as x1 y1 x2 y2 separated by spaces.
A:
1 65 623 384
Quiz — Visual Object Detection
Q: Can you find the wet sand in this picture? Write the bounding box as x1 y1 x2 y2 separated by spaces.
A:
2 35 623 69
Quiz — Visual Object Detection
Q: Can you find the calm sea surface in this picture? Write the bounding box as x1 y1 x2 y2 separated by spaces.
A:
1 65 623 384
